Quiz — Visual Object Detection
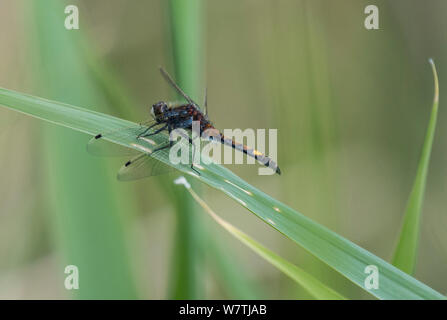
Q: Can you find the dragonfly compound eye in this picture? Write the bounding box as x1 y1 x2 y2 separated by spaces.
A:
151 102 168 120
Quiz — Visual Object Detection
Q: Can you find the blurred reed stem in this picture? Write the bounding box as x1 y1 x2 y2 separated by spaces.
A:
166 0 260 299
166 0 205 299
28 0 138 299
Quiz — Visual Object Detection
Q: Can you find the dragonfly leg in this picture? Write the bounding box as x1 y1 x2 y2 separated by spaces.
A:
150 140 173 154
148 123 174 153
137 122 161 138
150 123 174 154
138 124 167 138
190 163 201 176
190 135 201 176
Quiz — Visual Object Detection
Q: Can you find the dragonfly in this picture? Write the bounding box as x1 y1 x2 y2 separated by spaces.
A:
87 67 281 181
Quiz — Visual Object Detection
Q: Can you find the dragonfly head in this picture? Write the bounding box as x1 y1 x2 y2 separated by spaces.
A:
151 101 168 122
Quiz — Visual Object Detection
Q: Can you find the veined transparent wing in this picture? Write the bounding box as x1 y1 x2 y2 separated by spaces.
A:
87 119 178 180
86 119 163 157
117 152 176 181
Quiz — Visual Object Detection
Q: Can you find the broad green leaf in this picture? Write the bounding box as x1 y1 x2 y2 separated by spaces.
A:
392 59 440 274
0 87 444 299
174 176 346 300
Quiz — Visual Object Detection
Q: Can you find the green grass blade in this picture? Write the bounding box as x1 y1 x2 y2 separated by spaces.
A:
0 88 444 299
392 59 440 274
175 177 346 300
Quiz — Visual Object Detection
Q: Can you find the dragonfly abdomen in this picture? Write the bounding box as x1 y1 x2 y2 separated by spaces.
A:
214 133 281 175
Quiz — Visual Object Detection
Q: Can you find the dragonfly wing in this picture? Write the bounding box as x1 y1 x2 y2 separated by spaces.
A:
117 153 176 181
87 120 159 157
87 136 139 157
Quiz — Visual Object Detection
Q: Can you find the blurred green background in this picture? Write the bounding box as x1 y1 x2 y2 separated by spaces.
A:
0 0 445 299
